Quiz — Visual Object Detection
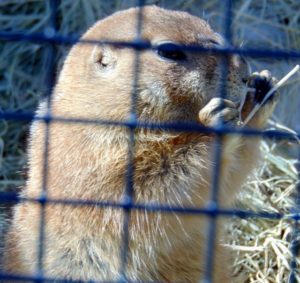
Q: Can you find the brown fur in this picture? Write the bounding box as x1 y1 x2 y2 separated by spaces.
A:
4 6 277 282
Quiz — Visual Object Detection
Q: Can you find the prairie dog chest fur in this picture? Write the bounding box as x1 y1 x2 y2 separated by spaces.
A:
5 5 278 283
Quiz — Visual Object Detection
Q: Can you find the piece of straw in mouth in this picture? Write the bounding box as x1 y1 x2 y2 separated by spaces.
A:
241 65 300 126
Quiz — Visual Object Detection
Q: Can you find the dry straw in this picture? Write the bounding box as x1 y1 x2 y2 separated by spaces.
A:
227 138 299 282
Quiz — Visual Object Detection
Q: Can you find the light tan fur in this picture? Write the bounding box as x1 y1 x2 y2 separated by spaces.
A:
4 6 277 282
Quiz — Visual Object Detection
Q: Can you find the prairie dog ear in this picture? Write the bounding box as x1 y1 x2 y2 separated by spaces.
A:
91 45 116 71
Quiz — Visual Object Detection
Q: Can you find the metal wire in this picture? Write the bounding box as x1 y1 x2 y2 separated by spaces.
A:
119 1 145 281
36 0 59 281
0 0 299 282
202 1 233 281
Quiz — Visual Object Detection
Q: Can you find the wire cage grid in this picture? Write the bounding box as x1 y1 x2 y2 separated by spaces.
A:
0 0 299 282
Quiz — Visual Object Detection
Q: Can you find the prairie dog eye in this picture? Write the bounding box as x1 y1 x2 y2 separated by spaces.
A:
155 42 187 61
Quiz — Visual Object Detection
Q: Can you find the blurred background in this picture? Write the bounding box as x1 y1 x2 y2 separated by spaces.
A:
0 0 299 195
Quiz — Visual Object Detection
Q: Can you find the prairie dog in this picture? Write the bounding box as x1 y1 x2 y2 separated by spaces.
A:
5 6 278 282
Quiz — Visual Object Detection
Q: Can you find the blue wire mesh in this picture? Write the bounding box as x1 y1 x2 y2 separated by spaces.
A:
0 0 299 282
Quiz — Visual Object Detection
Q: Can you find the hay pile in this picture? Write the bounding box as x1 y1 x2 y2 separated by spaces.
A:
227 137 299 282
0 1 299 282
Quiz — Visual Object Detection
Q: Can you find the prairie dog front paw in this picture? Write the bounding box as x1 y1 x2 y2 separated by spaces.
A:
241 70 279 127
247 70 279 104
199 97 239 127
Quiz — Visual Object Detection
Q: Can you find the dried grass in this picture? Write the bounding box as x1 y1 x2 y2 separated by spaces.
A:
227 135 299 282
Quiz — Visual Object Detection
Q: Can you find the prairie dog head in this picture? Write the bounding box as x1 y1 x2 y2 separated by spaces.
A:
54 6 249 123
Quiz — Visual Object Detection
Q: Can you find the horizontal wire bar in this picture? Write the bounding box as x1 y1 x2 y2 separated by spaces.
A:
0 111 299 141
0 272 162 283
0 31 300 59
0 191 296 220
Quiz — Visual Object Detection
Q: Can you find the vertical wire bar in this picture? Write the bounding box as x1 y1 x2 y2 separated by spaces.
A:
288 148 300 283
201 0 233 282
119 0 145 281
36 0 58 280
